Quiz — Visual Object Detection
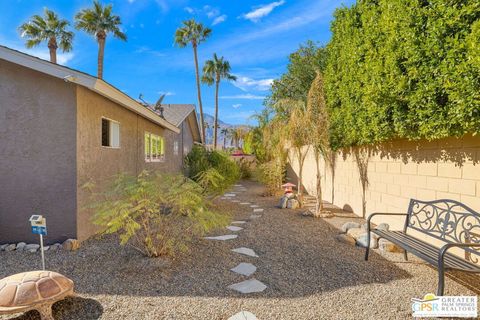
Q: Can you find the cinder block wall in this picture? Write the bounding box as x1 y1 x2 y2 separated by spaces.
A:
288 135 480 230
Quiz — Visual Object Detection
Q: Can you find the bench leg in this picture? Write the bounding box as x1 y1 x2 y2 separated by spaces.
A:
403 250 408 261
437 267 445 296
365 246 369 261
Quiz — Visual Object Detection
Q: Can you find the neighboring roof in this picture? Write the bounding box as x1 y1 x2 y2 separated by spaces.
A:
148 104 202 143
0 45 180 134
162 104 195 127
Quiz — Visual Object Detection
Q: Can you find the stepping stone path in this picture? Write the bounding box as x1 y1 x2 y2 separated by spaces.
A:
231 263 257 276
253 208 264 213
228 279 267 294
232 247 259 257
250 205 259 208
232 221 247 224
228 311 258 320
240 202 251 205
227 226 243 232
250 215 261 219
205 235 238 241
225 193 236 197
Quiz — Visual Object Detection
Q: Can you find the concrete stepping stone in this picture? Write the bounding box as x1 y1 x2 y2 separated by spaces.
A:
227 226 243 232
228 279 267 294
232 200 240 203
250 205 259 208
228 311 258 320
234 184 243 187
231 263 257 276
240 202 251 205
232 221 247 224
232 247 259 257
250 215 261 219
225 193 236 197
205 235 238 241
253 208 264 213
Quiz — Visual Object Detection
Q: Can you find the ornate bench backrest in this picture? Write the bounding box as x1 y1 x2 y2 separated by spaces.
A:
407 199 480 263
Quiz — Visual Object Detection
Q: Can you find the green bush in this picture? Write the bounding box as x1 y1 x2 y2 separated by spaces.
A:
325 0 480 149
91 170 230 258
254 160 285 196
185 145 240 195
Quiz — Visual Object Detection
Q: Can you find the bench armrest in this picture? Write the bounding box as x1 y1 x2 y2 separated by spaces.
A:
438 243 480 264
366 213 409 233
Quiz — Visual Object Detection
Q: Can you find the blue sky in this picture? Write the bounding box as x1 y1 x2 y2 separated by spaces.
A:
0 0 354 125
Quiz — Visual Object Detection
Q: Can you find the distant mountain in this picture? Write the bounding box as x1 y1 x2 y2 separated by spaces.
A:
202 113 246 148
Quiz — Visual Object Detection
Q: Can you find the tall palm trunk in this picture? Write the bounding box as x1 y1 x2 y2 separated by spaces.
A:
192 44 205 143
213 78 219 149
48 37 57 64
97 32 106 79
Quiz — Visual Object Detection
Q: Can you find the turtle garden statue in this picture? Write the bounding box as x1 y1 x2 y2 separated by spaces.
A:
0 271 75 320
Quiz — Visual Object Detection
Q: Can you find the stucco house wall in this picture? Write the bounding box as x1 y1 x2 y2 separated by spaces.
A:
0 59 77 244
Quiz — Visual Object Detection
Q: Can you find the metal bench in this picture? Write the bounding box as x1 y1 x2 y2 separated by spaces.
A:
365 199 480 295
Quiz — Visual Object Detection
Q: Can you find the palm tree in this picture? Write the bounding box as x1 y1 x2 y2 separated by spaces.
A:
174 19 212 143
75 1 127 79
220 127 229 149
19 8 74 64
202 54 236 149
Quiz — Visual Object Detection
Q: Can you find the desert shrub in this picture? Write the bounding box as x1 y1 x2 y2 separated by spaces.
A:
91 170 230 258
254 160 285 196
185 145 240 195
238 157 253 179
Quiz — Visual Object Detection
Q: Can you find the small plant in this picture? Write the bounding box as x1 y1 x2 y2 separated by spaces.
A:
91 170 229 258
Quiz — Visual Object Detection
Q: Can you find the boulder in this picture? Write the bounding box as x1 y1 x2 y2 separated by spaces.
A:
62 239 80 251
42 246 50 251
376 223 390 231
378 239 403 253
49 243 62 251
25 244 40 250
16 242 26 251
356 233 379 248
287 199 300 209
335 234 356 245
346 227 364 239
0 244 9 251
278 196 288 209
4 244 16 252
341 222 361 233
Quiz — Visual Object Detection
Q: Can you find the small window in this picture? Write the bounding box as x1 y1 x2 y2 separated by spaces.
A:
101 118 120 148
145 132 165 162
173 141 179 156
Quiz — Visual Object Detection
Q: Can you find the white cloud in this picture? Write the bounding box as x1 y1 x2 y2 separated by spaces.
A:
204 5 219 18
184 6 194 14
233 76 273 92
158 91 175 96
232 104 242 109
220 94 266 100
134 46 166 57
212 15 227 26
127 0 135 3
155 0 169 13
241 0 286 22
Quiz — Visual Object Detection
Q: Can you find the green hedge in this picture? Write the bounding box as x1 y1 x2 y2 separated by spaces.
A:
325 0 480 149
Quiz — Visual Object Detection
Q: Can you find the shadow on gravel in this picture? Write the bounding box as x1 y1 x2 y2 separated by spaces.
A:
0 180 446 308
5 297 103 320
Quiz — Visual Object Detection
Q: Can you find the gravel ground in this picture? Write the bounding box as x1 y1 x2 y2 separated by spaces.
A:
1 180 478 320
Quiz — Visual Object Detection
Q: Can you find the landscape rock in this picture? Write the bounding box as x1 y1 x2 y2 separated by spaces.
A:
62 239 80 251
346 227 364 239
16 242 26 251
341 222 361 233
287 199 300 209
49 243 62 251
376 223 390 231
25 244 40 251
378 239 403 253
279 196 288 209
0 244 9 251
5 244 16 252
356 233 379 248
42 246 50 251
335 234 356 245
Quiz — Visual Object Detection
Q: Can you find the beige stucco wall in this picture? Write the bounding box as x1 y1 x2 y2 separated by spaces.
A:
75 87 191 241
288 136 480 230
0 59 77 244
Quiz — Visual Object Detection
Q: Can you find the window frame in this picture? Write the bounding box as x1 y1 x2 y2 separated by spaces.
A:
144 132 165 162
101 117 121 149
